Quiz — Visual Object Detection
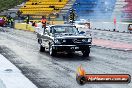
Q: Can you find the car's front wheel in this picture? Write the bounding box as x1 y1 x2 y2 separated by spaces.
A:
49 45 56 56
39 45 45 52
82 48 90 57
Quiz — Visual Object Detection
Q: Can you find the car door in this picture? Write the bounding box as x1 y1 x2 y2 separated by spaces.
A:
42 27 52 48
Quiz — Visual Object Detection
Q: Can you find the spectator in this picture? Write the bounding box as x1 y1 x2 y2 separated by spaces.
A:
41 16 47 29
26 15 29 24
32 21 35 26
10 17 14 28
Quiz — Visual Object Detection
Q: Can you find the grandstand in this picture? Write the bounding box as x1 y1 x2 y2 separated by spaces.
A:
19 0 132 22
121 0 132 22
1 0 132 22
19 0 68 19
71 0 116 21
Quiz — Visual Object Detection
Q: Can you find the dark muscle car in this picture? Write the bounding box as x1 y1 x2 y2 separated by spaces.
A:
37 24 92 57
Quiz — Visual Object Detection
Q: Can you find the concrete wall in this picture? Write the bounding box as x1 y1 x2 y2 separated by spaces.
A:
14 23 35 32
91 22 132 32
14 21 64 32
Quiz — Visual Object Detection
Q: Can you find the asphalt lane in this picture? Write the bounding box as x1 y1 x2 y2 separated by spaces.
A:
0 28 132 88
90 29 132 44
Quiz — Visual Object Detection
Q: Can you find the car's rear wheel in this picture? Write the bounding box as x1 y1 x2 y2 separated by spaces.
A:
49 45 56 56
40 45 45 52
82 47 90 57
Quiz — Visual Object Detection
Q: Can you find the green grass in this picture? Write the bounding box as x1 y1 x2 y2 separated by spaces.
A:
0 0 24 12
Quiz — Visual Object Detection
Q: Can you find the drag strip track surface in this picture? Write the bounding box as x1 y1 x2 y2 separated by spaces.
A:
0 29 132 88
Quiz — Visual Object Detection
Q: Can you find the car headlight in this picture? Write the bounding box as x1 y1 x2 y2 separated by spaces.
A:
54 39 61 44
88 38 92 42
62 39 66 43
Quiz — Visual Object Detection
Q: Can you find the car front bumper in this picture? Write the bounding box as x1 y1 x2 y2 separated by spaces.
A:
52 44 91 52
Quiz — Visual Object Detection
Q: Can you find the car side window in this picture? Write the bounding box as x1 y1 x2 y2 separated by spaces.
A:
45 28 50 35
50 27 54 33
50 28 52 33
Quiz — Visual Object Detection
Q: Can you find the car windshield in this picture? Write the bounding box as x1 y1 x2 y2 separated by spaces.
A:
78 23 85 25
52 26 79 34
